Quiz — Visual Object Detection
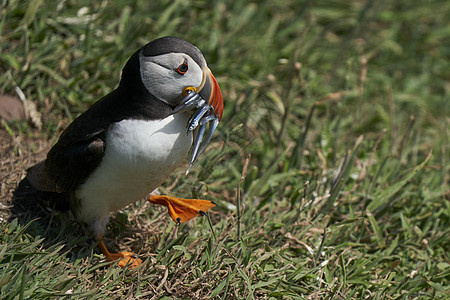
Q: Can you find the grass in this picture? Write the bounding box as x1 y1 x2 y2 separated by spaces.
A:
1 0 449 299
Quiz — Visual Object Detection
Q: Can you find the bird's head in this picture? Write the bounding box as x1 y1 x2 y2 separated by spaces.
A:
122 36 223 120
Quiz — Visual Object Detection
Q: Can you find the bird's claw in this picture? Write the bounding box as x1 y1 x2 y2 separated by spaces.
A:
174 91 220 174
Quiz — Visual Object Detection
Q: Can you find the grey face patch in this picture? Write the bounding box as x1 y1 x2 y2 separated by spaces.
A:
139 51 204 106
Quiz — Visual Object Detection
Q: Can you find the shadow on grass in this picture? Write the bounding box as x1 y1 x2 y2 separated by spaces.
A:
10 177 96 262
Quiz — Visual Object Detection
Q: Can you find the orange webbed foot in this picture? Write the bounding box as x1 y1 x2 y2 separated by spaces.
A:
107 251 142 268
97 238 142 268
148 194 216 224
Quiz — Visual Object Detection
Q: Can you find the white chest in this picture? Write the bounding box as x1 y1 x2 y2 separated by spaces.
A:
76 113 192 223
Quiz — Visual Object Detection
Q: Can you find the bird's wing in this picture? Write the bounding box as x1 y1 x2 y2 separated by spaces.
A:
46 129 106 192
28 127 106 193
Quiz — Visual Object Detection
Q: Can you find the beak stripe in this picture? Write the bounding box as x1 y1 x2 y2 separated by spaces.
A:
207 72 223 120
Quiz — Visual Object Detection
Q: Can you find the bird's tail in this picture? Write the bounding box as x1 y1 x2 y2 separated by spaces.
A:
13 174 71 212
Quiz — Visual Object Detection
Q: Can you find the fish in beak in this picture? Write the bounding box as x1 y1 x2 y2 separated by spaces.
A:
173 67 224 173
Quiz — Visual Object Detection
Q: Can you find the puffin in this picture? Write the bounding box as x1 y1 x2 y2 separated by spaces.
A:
25 36 223 268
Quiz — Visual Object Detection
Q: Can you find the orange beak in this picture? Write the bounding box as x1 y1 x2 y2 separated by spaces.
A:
198 68 223 120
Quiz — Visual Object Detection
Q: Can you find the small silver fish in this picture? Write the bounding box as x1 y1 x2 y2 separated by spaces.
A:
174 91 221 174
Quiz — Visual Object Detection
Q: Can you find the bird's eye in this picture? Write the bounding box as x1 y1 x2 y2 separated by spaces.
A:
176 61 188 75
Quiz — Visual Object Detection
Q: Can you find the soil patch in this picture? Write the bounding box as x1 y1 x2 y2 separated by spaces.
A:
0 127 51 221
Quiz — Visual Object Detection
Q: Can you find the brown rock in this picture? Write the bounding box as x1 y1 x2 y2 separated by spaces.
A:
0 94 25 121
